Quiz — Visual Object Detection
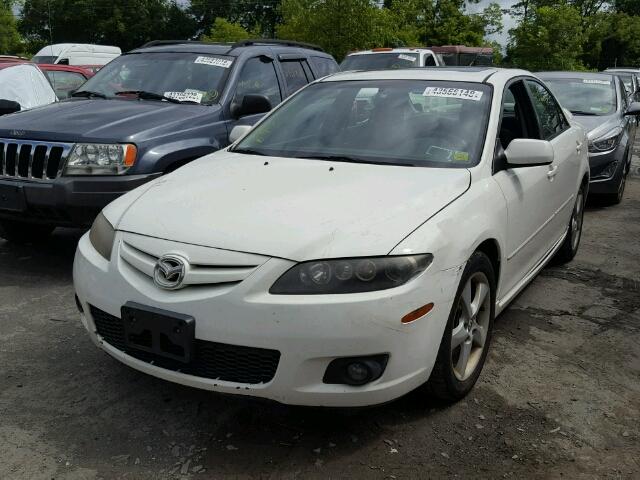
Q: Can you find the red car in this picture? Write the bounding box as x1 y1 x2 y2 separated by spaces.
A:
37 64 94 99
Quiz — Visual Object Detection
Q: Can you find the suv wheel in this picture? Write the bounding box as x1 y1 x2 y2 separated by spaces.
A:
0 219 55 244
424 251 495 402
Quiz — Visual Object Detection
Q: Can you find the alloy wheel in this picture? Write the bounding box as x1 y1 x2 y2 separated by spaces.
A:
450 272 491 381
571 190 584 252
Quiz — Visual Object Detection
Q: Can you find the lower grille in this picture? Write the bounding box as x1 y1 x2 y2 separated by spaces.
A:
90 306 280 385
0 138 73 180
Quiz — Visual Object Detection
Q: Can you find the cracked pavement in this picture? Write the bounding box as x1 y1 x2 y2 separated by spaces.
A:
1 143 639 479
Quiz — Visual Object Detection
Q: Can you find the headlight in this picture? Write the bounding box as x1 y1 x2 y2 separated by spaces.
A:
64 143 137 175
89 212 116 260
270 254 433 294
588 128 622 153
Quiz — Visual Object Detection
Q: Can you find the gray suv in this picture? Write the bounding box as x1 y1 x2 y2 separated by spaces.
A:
539 71 640 205
0 40 338 242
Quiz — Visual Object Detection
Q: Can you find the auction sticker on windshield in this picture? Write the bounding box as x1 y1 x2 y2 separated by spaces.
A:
423 87 484 101
194 56 233 68
164 91 204 103
398 54 416 62
583 79 610 85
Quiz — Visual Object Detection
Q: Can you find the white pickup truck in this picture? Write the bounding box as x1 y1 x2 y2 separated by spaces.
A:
340 48 443 70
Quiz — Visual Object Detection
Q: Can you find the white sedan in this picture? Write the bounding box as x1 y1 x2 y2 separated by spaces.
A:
73 68 589 407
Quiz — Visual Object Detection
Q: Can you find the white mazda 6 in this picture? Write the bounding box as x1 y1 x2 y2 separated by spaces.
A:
73 68 589 407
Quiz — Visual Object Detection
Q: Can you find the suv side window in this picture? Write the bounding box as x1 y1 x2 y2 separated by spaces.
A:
280 60 310 94
235 56 282 108
525 80 569 141
310 56 338 77
424 55 437 67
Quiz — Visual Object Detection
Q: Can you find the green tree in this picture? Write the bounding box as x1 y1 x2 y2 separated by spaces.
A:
201 17 252 43
507 4 585 70
0 1 21 54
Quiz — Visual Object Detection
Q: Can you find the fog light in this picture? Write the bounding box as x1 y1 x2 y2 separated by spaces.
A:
347 362 370 383
323 354 389 386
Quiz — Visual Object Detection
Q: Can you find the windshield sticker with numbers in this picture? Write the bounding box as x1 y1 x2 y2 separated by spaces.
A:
398 54 416 62
194 56 233 68
164 91 204 103
582 79 611 85
423 87 483 101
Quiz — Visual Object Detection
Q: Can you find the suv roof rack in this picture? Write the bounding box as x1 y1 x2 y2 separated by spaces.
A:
230 39 324 52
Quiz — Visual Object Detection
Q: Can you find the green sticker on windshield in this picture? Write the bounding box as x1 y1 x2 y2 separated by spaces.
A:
453 151 469 162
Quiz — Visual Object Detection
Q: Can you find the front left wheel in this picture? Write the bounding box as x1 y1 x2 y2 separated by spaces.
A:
424 251 496 402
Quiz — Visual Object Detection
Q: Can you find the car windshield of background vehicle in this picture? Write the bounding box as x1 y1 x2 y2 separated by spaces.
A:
543 78 617 116
75 52 233 105
31 56 58 64
233 80 492 168
341 53 420 71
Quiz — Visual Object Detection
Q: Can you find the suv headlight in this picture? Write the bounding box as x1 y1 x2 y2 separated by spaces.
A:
588 128 622 153
270 254 433 294
64 143 137 175
89 212 116 260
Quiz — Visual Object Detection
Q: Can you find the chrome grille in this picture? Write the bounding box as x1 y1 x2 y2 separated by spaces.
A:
0 138 74 180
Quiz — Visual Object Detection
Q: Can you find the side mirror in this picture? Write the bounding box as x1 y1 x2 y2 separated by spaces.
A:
504 139 554 167
230 94 271 119
624 101 640 116
0 99 21 116
229 125 252 144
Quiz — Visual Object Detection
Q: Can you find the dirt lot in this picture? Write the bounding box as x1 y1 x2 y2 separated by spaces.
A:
1 147 639 480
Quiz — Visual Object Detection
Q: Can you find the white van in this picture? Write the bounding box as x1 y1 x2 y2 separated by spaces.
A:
32 44 121 67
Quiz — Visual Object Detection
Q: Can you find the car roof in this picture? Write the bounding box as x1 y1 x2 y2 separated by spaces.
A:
323 67 525 84
605 68 639 73
37 64 94 76
129 39 331 58
537 71 615 81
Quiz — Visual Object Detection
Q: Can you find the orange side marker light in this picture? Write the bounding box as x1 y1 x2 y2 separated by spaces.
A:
401 303 434 324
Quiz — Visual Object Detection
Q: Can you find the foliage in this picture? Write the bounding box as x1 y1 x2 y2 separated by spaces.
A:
507 4 585 70
0 1 21 54
201 18 252 43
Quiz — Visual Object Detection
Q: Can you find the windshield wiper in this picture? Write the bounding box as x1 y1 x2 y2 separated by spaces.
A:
71 90 107 99
570 110 599 116
229 147 267 156
301 154 414 167
115 90 199 104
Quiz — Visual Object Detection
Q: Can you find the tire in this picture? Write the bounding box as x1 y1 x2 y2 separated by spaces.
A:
424 251 496 402
602 157 629 206
554 182 586 264
0 219 55 244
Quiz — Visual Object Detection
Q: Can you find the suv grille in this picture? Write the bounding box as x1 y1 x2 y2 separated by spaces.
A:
0 139 73 180
90 306 280 385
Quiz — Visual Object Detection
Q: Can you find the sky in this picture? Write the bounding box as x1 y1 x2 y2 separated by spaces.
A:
467 0 517 47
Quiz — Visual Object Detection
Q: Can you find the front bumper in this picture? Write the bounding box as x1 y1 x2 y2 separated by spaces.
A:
73 232 462 407
0 173 160 227
587 146 628 195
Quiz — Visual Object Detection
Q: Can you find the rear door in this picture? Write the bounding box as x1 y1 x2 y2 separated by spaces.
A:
525 79 581 241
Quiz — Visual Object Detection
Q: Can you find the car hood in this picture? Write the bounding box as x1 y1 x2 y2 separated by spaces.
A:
0 99 220 143
572 114 621 141
111 151 471 261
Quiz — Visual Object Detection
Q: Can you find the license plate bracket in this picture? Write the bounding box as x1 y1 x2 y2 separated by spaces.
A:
0 183 26 212
121 302 195 364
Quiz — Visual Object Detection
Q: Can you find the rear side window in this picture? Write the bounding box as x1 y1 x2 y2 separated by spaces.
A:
235 56 282 108
424 55 437 67
280 60 310 94
525 80 569 141
310 56 338 78
43 70 87 99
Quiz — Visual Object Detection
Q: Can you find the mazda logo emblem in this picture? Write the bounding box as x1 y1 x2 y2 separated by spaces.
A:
153 254 187 290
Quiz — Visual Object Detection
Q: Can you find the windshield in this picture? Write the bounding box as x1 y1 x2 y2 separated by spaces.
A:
32 56 58 64
75 52 233 104
341 53 420 71
543 78 617 116
234 80 492 168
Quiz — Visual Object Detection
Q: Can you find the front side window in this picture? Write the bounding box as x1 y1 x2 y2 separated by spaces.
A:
340 53 419 71
280 60 310 93
76 52 233 104
233 80 492 168
543 77 617 116
310 56 338 77
235 56 282 108
525 80 568 140
44 70 87 99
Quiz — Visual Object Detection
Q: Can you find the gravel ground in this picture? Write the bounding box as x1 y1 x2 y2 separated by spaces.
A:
1 144 639 479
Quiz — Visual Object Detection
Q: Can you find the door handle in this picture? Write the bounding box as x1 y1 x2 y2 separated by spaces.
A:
547 165 559 179
576 141 583 154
